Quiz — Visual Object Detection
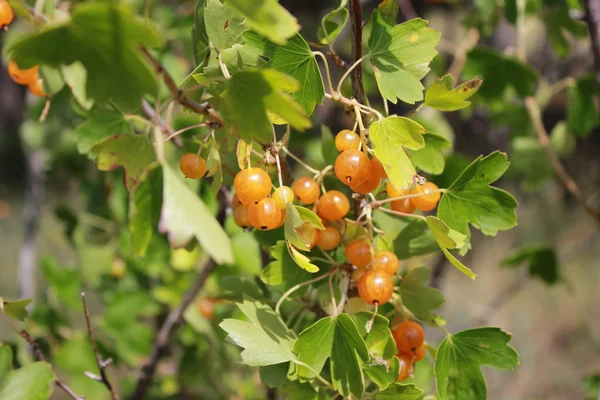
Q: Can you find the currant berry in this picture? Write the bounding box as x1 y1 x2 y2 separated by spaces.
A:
414 343 427 362
344 239 372 267
28 78 45 97
372 251 399 275
196 298 215 319
296 223 319 249
371 157 387 179
232 194 243 208
351 267 366 282
334 149 370 185
316 226 341 251
275 209 286 229
272 186 295 209
234 167 272 204
386 181 408 198
357 270 395 305
349 172 380 194
392 321 425 353
179 153 207 179
233 205 250 229
0 0 14 29
391 198 416 214
335 129 360 152
247 198 281 230
410 182 441 212
318 190 350 221
7 60 39 85
397 352 414 382
293 177 320 205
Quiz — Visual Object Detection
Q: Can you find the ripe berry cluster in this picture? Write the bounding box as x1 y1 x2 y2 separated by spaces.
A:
0 0 13 30
7 59 45 97
392 320 426 381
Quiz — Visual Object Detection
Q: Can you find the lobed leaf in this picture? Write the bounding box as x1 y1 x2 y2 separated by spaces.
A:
399 267 445 322
226 0 299 45
424 75 482 111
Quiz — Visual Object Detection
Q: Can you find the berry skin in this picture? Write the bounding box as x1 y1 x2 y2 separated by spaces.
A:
247 198 282 230
296 223 319 249
233 205 250 229
357 270 395 305
334 149 370 185
351 267 366 282
275 210 286 229
344 239 372 267
0 1 14 29
28 78 45 97
7 60 39 85
413 343 427 362
372 251 399 275
318 190 350 221
234 167 272 204
386 181 409 198
391 198 416 214
232 194 243 208
410 182 441 212
371 157 387 179
397 352 414 382
316 226 341 251
392 321 425 353
293 177 320 205
179 153 207 179
272 186 295 209
349 171 380 194
335 129 361 152
196 298 214 319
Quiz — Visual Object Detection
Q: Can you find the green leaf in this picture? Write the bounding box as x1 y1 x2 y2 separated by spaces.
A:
393 219 439 260
61 62 93 110
409 133 452 175
0 346 12 382
204 0 248 50
287 241 320 273
544 6 587 58
92 134 156 192
375 383 424 400
437 152 518 253
399 267 445 322
502 246 559 285
129 165 162 257
206 138 223 193
550 120 575 158
244 31 325 115
0 298 31 322
159 164 234 264
9 3 163 109
567 75 600 138
220 298 297 366
40 258 81 309
435 328 519 400
464 47 538 100
284 203 309 250
508 136 554 191
321 125 338 166
192 0 210 64
282 381 318 400
352 313 396 359
424 75 482 111
426 216 474 279
261 241 318 287
260 363 290 388
236 139 253 169
316 0 349 45
296 206 326 231
226 0 299 45
222 69 311 144
75 109 132 157
370 116 426 191
0 362 55 400
294 314 368 398
368 2 441 104
364 356 400 390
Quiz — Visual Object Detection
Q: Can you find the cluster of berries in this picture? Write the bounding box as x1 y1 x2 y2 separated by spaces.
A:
392 320 427 381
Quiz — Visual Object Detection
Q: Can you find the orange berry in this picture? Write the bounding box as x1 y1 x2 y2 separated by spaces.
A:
234 167 272 204
179 153 207 179
272 186 294 209
397 352 414 382
28 78 45 97
296 223 319 249
372 251 399 275
196 298 215 319
413 343 427 362
386 181 409 198
316 226 341 251
335 129 361 152
357 270 394 305
317 190 350 221
275 209 286 229
351 267 366 282
410 182 441 212
371 157 387 179
334 149 370 185
247 198 281 230
233 204 250 229
391 198 416 214
392 321 425 353
232 194 243 208
349 172 380 194
7 60 39 85
293 177 320 205
0 1 14 29
344 239 371 267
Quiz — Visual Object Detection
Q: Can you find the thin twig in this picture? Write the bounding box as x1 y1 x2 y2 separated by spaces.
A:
81 293 119 400
140 47 224 126
525 97 600 225
275 269 336 314
584 0 600 90
348 0 366 105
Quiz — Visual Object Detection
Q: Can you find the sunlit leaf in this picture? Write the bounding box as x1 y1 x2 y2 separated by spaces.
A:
226 0 299 45
424 75 482 111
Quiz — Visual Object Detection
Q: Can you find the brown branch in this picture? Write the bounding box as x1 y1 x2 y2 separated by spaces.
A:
140 47 224 126
397 0 417 20
584 0 600 91
81 293 119 400
17 330 85 400
525 97 600 225
348 0 366 105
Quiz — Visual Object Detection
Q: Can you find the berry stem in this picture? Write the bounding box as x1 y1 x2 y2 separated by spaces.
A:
378 207 426 220
313 51 334 94
163 123 206 142
335 54 368 94
329 269 338 316
373 189 447 207
273 131 284 187
290 360 335 391
281 146 321 175
275 268 336 314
